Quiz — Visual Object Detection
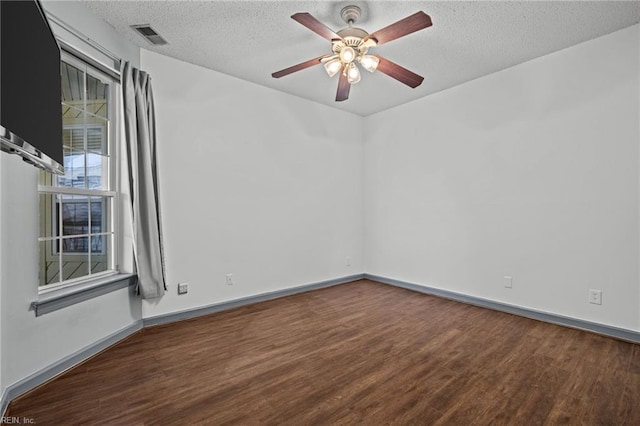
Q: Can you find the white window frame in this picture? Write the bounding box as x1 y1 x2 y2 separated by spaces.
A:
37 52 119 293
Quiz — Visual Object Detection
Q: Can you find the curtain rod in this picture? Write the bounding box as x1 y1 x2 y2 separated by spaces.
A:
45 11 123 68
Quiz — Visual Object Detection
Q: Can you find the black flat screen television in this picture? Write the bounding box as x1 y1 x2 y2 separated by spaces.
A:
0 0 63 174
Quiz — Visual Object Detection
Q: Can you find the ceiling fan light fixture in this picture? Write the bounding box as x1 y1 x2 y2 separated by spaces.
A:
359 55 379 72
346 63 361 84
323 58 343 77
272 8 432 101
339 46 356 63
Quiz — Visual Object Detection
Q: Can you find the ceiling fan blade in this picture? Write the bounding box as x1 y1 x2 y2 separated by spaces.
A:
272 55 330 78
291 12 342 41
364 11 432 46
375 56 424 88
336 72 350 102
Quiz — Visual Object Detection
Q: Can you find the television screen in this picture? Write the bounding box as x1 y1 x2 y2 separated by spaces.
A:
0 0 63 174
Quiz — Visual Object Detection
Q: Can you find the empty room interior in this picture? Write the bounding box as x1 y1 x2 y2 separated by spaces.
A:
1 0 639 423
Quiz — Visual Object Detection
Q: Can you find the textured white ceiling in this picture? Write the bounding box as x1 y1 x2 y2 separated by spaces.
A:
82 1 640 116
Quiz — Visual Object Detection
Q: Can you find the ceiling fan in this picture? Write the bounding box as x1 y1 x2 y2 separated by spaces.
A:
272 5 433 102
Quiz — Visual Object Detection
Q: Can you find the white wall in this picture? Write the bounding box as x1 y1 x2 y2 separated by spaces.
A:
140 50 364 318
0 157 140 390
364 25 640 331
0 1 141 392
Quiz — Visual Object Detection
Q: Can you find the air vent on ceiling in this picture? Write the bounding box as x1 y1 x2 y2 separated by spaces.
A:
130 24 168 46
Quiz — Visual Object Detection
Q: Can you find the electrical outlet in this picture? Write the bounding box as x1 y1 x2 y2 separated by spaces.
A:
589 289 602 305
177 282 188 295
226 274 234 285
503 276 513 288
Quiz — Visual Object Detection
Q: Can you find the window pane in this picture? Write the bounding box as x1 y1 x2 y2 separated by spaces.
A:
60 148 85 188
61 237 90 281
86 73 109 119
39 240 60 286
91 235 110 274
60 196 90 238
62 125 84 151
90 196 110 236
85 154 108 190
39 193 57 239
61 62 84 106
61 236 89 253
86 124 107 155
62 105 84 140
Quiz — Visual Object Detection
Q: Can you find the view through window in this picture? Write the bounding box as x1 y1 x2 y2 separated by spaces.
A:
38 55 117 288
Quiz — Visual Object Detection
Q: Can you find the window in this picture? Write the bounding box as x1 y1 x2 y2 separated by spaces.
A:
38 54 117 290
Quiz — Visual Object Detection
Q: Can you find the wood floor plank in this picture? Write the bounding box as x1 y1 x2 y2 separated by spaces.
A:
630 344 640 374
620 372 640 425
6 279 640 424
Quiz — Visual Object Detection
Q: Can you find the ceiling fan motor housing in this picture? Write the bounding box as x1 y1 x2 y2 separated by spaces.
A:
333 27 371 57
337 27 369 40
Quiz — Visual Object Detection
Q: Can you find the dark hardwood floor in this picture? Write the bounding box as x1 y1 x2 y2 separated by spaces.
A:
6 280 640 425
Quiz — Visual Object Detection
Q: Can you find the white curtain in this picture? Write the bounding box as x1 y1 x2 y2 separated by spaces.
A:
121 62 166 299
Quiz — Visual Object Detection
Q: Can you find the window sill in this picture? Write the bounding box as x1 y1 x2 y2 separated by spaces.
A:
31 273 137 316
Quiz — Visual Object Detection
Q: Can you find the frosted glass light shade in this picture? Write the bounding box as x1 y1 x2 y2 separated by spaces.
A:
359 55 379 72
346 63 361 84
339 46 356 63
324 59 343 77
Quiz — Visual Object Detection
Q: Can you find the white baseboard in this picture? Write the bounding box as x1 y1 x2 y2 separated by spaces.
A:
4 272 638 417
0 320 143 417
365 273 640 344
143 274 365 327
